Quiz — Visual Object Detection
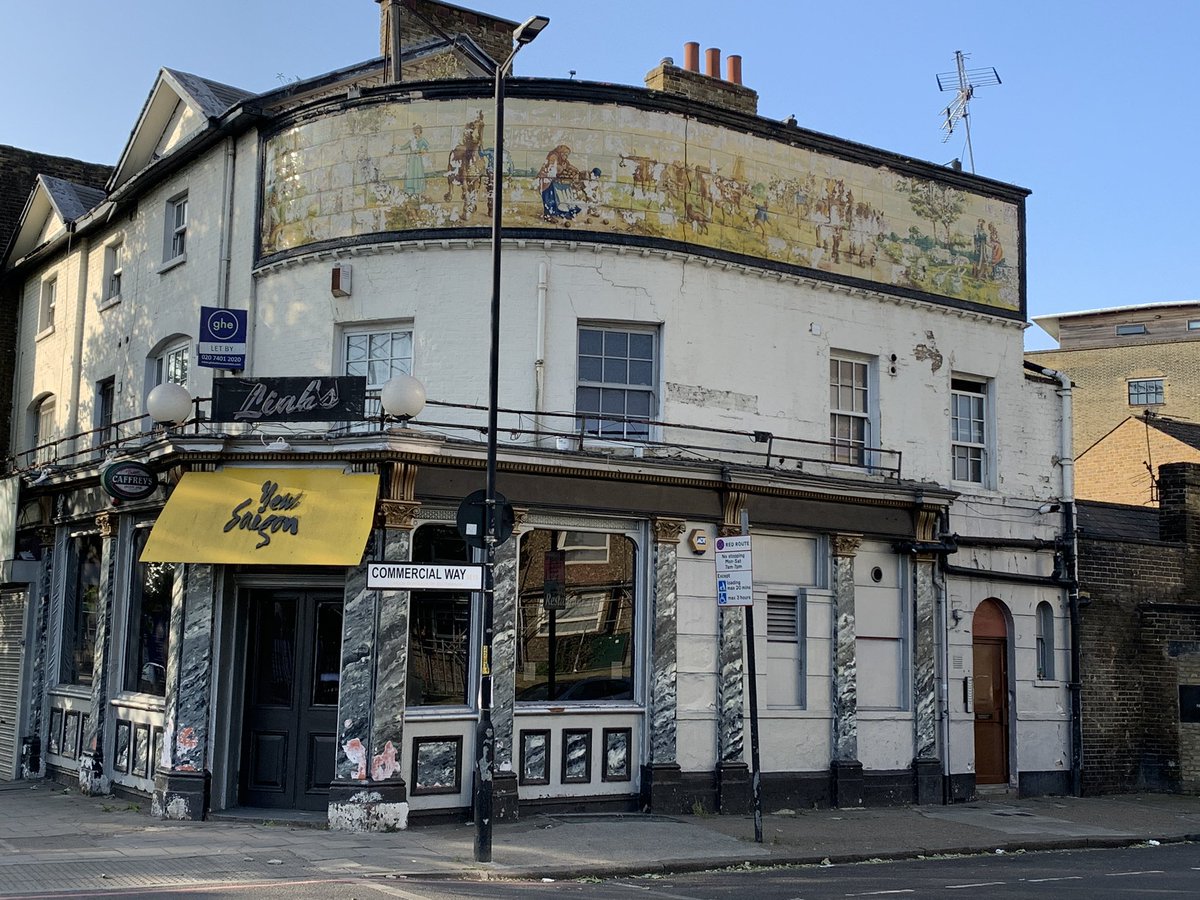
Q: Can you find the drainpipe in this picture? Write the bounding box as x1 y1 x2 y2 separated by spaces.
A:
1035 363 1081 797
533 262 548 438
216 137 237 311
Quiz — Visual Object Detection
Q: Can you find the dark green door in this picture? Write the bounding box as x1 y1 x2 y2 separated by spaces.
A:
240 590 342 810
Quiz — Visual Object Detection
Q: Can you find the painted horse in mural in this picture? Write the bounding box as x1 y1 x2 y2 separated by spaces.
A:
445 111 488 218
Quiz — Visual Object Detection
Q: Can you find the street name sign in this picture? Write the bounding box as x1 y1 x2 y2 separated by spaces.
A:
367 563 484 591
714 534 753 606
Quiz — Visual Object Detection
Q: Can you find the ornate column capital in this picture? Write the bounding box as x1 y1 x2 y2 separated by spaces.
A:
915 508 941 543
95 510 116 538
36 526 56 549
378 462 420 531
831 533 862 558
652 517 685 544
378 500 420 531
511 507 530 534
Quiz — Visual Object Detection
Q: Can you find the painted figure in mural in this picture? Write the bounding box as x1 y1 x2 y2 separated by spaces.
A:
538 145 586 222
445 111 487 217
973 218 989 278
988 223 1005 279
405 125 430 197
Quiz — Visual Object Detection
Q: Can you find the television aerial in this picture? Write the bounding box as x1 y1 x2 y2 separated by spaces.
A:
937 50 1001 174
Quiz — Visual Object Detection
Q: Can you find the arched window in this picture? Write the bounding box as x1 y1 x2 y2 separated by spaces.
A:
29 394 56 465
1036 601 1055 680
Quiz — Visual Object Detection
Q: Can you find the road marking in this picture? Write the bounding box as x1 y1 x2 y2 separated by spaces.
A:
946 882 1006 889
365 883 439 899
1027 876 1083 883
1106 870 1164 876
845 890 915 896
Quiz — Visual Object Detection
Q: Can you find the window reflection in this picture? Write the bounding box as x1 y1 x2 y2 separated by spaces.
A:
125 530 173 695
516 530 636 703
62 534 102 685
408 526 472 706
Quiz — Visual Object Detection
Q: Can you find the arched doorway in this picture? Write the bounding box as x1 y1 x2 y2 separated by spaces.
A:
972 599 1010 786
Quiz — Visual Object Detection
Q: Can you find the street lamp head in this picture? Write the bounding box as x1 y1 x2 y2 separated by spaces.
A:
380 373 427 421
513 15 549 46
146 382 193 425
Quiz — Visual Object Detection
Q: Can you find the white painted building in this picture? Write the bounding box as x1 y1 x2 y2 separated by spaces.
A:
0 0 1074 827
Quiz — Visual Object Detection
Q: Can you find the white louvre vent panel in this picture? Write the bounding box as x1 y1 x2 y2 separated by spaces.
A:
0 592 26 780
766 595 798 642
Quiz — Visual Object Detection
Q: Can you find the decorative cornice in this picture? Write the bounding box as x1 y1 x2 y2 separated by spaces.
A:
652 517 685 544
721 489 747 537
915 508 941 543
831 533 863 558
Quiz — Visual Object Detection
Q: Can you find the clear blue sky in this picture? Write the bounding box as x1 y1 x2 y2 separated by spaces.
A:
3 1 1195 350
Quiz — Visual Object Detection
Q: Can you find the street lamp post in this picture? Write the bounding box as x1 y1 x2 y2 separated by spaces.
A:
476 13 549 865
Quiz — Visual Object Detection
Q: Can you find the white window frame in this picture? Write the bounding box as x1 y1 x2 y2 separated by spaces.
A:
157 341 190 388
829 353 875 466
342 324 414 421
951 376 990 486
764 588 808 708
33 395 56 465
575 324 658 442
39 276 58 334
1127 378 1164 406
556 530 610 564
102 239 123 305
162 192 188 266
95 377 116 448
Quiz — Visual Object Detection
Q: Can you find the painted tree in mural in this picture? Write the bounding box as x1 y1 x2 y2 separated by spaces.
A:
899 178 965 247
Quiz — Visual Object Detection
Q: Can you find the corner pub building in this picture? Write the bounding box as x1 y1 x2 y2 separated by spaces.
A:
0 0 1075 829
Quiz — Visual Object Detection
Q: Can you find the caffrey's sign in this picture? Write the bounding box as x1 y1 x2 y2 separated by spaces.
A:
139 467 378 566
100 460 158 502
211 376 366 423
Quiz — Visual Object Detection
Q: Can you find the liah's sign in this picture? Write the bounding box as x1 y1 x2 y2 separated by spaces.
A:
211 376 366 423
139 467 379 566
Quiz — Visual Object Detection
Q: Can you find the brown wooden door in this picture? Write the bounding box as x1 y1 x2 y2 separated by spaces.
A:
239 590 342 810
973 638 1009 785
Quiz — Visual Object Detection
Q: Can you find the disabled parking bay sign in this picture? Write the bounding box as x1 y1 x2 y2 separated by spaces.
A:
714 534 753 606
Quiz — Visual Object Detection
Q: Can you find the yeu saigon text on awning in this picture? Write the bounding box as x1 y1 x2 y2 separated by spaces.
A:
140 467 378 565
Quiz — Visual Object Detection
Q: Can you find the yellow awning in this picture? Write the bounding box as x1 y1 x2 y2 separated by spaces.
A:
141 467 378 566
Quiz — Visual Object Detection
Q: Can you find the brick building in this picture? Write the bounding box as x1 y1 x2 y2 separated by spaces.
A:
1028 301 1200 457
1076 415 1200 506
1077 462 1200 793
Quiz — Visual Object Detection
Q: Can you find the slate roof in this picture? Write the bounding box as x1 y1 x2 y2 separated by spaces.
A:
1077 500 1161 542
39 175 106 222
164 68 257 119
1147 416 1200 451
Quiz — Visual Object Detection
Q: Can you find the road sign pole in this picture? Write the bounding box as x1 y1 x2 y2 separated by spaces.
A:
741 511 763 844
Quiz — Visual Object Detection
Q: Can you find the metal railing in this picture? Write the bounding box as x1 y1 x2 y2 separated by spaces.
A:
5 392 901 481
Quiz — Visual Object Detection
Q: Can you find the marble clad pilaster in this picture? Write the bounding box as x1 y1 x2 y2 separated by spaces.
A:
369 528 412 783
24 527 56 778
153 563 216 819
334 536 377 783
717 606 745 764
492 534 520 773
913 556 938 761
649 518 683 765
831 535 861 762
79 512 117 794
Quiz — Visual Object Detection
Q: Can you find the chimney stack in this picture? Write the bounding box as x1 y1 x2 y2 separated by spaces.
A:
683 41 700 72
644 41 758 116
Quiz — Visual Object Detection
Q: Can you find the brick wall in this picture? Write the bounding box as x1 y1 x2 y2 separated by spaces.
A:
644 62 759 116
1076 418 1200 506
0 145 111 460
1028 343 1200 454
1078 462 1200 794
379 0 515 73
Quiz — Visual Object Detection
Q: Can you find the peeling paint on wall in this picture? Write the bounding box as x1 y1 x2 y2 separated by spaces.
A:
343 737 368 780
913 332 944 373
666 382 758 413
371 739 400 781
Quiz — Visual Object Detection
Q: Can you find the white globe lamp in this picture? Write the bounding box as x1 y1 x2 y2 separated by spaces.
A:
380 373 426 422
146 382 193 425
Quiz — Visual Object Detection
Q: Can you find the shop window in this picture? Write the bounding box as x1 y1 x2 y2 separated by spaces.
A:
123 529 173 696
516 528 636 703
61 533 103 686
407 525 471 707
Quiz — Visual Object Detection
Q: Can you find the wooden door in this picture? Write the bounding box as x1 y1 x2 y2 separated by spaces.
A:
239 591 342 810
973 637 1009 784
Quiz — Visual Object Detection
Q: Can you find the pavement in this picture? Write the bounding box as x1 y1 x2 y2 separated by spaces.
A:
1 781 1199 895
